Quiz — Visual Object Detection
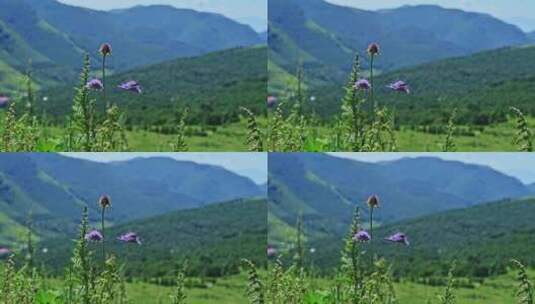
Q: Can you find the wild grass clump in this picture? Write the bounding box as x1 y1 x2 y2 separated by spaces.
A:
512 259 534 304
170 108 190 152
0 70 41 152
511 107 533 152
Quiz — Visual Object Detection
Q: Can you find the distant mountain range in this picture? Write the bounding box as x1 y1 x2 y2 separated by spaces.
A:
268 153 532 241
0 153 264 245
38 198 267 279
0 0 263 92
269 0 532 89
38 46 267 125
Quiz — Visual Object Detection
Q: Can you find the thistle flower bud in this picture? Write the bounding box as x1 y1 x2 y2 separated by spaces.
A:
385 232 410 246
86 78 104 91
367 42 380 56
118 80 142 94
85 229 104 242
0 96 10 108
367 195 379 209
99 195 111 209
355 78 371 90
267 96 278 108
117 232 142 245
99 43 112 56
0 247 10 256
267 245 277 257
353 230 371 242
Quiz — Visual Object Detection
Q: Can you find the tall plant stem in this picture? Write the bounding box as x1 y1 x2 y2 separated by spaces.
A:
369 207 374 268
101 207 106 264
102 55 108 109
370 55 375 114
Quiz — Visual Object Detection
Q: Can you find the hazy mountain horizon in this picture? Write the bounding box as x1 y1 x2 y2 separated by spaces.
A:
57 0 267 32
325 0 535 32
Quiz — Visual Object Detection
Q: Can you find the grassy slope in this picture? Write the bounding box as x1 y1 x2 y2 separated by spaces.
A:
1 266 527 303
3 110 533 151
308 45 535 123
124 274 249 304
43 118 251 151
302 116 535 152
310 269 529 303
301 197 535 281
35 274 249 304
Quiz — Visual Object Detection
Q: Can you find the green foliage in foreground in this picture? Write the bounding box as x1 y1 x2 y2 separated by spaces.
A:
246 114 535 152
0 115 252 151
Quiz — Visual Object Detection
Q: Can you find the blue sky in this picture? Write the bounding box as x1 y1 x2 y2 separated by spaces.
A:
332 153 535 184
326 0 535 32
62 153 267 184
57 0 267 31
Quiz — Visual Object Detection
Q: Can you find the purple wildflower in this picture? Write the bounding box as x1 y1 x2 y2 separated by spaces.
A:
118 81 142 94
117 232 142 245
0 247 10 256
353 230 371 242
99 43 112 56
267 245 277 257
85 229 104 242
86 78 104 91
387 81 410 94
385 232 410 246
355 79 371 90
0 96 10 108
267 96 278 108
367 43 380 56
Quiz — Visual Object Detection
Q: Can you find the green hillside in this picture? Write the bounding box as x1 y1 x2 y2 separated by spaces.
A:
268 0 530 89
0 153 264 245
37 199 267 280
0 0 262 92
268 153 531 240
303 198 535 281
25 0 261 70
37 46 267 127
375 197 535 278
309 45 535 124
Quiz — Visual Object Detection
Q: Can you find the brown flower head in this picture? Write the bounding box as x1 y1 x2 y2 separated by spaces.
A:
367 43 380 56
99 43 112 56
99 195 111 209
367 195 379 209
